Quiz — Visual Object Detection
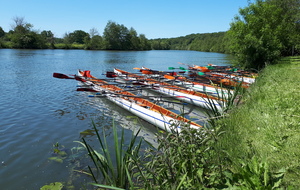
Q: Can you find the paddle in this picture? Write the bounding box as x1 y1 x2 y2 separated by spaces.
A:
198 72 205 76
53 72 91 82
178 62 192 67
77 86 144 93
167 67 188 73
76 88 99 92
88 93 188 99
53 73 74 79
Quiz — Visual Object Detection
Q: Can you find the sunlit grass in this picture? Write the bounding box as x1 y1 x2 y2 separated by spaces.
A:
217 56 300 187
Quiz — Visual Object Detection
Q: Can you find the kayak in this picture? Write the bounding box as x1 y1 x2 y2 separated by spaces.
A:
77 70 203 133
113 68 224 112
140 67 233 98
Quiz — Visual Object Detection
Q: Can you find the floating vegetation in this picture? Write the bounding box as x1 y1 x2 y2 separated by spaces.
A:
79 129 96 138
48 157 64 163
48 142 68 163
40 182 63 190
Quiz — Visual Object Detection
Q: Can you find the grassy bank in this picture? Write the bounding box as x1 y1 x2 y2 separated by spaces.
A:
218 56 300 187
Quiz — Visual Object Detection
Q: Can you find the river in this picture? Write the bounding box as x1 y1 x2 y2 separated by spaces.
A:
0 49 232 189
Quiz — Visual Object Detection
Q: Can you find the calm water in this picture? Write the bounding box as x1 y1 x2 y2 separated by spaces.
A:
0 49 232 189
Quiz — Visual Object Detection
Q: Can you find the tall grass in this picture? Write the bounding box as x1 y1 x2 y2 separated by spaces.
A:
80 120 143 189
216 56 300 188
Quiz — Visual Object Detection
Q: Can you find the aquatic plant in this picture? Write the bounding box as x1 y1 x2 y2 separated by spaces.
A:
80 120 143 189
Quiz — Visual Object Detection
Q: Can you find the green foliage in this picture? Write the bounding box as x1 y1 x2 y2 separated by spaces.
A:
227 0 300 69
150 32 228 53
103 21 151 50
233 156 285 189
48 142 68 163
41 30 55 48
84 35 104 50
67 30 89 44
0 27 5 38
132 126 232 189
81 120 143 189
3 17 48 49
40 182 64 190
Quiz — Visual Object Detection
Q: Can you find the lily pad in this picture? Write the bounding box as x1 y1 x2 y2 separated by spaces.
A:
40 182 63 190
48 157 63 163
80 129 96 137
58 151 67 157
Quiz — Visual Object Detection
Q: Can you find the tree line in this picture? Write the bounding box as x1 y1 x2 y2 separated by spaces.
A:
0 19 151 51
150 32 228 53
1 0 299 69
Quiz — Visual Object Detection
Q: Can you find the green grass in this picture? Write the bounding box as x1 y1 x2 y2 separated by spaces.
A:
217 56 300 187
54 43 85 49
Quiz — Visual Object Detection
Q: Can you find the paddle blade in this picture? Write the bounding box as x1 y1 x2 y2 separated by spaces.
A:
106 72 117 78
164 75 175 80
53 73 73 79
168 67 176 70
133 67 141 70
206 65 215 70
141 70 153 74
179 67 186 70
198 72 205 76
77 88 99 92
75 76 87 82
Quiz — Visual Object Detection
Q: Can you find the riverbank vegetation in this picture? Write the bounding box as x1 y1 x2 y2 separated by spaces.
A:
0 19 151 51
77 56 299 190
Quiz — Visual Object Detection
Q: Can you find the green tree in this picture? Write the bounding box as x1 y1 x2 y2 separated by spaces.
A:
84 28 104 50
139 34 151 50
227 0 300 69
41 30 55 48
7 17 47 49
128 27 140 50
0 27 5 38
69 30 89 44
103 21 133 50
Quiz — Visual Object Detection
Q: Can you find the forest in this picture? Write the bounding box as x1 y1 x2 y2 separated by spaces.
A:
0 0 299 69
0 17 226 53
0 19 151 51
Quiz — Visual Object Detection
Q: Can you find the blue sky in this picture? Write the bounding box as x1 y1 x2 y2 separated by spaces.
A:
0 0 250 39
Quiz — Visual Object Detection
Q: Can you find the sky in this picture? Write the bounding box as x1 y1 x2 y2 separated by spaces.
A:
0 0 250 39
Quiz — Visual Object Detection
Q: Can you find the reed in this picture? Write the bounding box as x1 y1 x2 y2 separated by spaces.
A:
80 120 143 189
203 82 245 127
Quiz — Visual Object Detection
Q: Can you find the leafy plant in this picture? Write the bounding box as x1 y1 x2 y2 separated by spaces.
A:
232 156 285 189
130 123 231 189
48 142 67 163
204 81 244 127
80 120 143 189
40 182 63 190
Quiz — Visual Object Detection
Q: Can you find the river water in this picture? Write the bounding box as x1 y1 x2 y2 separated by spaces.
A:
0 49 232 189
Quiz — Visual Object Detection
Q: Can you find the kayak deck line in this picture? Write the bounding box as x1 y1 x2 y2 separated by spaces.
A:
77 70 203 130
